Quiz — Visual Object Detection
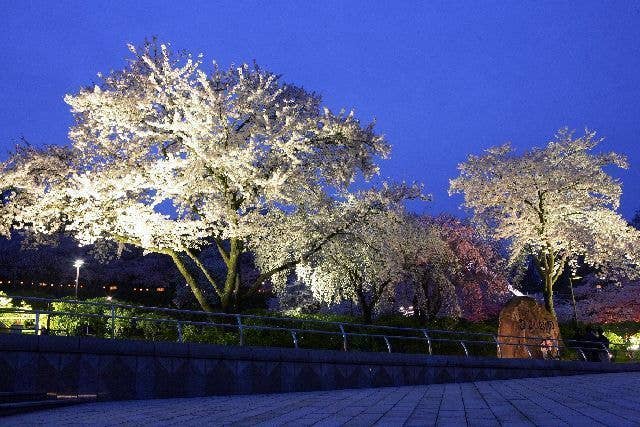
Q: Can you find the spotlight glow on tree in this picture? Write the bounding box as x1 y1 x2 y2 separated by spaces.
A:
296 211 444 323
450 129 640 317
0 41 421 312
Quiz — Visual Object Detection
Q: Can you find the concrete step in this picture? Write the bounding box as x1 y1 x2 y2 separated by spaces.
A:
0 395 95 417
0 392 49 404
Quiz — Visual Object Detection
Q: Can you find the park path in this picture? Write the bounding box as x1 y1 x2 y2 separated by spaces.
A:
3 372 640 426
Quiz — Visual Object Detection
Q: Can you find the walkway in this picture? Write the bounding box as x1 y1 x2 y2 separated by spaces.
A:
3 372 640 426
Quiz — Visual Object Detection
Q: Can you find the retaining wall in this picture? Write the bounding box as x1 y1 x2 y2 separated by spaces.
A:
1 334 638 400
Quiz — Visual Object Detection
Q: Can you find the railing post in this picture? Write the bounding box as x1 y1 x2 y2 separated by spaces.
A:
290 330 298 349
46 302 51 333
422 329 432 355
383 336 392 353
339 324 348 351
34 311 40 335
110 304 116 339
460 341 469 357
601 343 612 362
493 335 501 358
577 347 587 361
237 315 244 346
177 321 183 343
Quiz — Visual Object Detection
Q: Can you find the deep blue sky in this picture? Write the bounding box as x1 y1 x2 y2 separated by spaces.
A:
1 1 639 218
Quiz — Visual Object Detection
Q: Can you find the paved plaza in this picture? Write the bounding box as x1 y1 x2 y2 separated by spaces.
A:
3 372 640 426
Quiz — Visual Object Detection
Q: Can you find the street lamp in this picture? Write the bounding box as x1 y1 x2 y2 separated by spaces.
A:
73 259 84 299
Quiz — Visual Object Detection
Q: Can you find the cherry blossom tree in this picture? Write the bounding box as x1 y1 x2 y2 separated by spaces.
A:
425 215 509 321
552 276 640 324
450 129 640 318
0 41 416 312
400 223 459 322
297 211 442 323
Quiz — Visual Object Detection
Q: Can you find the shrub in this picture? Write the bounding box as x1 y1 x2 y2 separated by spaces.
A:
49 298 109 337
0 292 35 331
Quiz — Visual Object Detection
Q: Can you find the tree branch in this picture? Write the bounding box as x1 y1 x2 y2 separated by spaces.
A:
184 248 223 297
247 229 346 295
214 238 230 266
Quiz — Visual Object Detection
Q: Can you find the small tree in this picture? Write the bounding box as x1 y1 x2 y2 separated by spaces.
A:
426 215 509 321
450 129 640 318
298 211 438 323
402 226 459 323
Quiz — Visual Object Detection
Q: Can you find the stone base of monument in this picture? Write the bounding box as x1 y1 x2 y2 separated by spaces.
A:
498 296 562 359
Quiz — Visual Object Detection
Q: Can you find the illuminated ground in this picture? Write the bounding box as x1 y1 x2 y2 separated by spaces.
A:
3 372 639 426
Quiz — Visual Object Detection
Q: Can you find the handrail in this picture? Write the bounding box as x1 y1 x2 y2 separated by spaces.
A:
2 295 600 344
0 305 621 349
0 295 634 362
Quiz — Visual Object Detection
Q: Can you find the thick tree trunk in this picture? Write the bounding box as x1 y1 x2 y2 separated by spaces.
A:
543 275 555 319
355 289 373 324
361 304 373 324
536 254 557 320
220 238 241 312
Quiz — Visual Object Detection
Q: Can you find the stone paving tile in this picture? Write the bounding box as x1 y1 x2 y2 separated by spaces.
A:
4 372 640 426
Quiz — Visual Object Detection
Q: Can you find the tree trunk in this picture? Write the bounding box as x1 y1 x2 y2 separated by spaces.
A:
169 250 214 312
355 289 373 324
361 303 373 324
220 238 241 312
413 295 426 325
543 269 556 319
569 276 579 326
534 252 558 320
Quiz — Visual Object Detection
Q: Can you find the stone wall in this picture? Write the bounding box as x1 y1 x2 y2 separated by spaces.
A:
1 334 638 401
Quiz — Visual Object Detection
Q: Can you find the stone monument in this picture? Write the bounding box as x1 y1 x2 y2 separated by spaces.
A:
497 296 561 359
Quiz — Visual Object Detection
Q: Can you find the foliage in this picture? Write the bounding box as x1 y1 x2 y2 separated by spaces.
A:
181 324 238 345
425 215 510 321
48 297 177 340
49 298 109 336
450 128 640 317
112 307 177 341
0 40 421 312
0 291 34 329
295 211 437 323
563 277 640 324
289 212 508 324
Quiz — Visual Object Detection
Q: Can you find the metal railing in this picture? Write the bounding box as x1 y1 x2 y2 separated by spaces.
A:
0 295 634 362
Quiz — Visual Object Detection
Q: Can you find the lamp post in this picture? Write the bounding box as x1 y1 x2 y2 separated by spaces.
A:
73 259 84 299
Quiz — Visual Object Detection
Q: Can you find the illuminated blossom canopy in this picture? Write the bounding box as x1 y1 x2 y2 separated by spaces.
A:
296 211 444 323
0 41 422 311
450 128 640 317
426 215 510 321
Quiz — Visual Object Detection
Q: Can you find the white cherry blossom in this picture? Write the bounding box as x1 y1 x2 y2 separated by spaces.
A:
450 128 640 317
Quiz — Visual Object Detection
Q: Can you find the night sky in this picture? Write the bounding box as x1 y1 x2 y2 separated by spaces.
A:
1 1 639 218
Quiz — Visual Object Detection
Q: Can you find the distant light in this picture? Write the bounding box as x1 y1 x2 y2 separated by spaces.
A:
399 305 414 316
73 259 84 268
